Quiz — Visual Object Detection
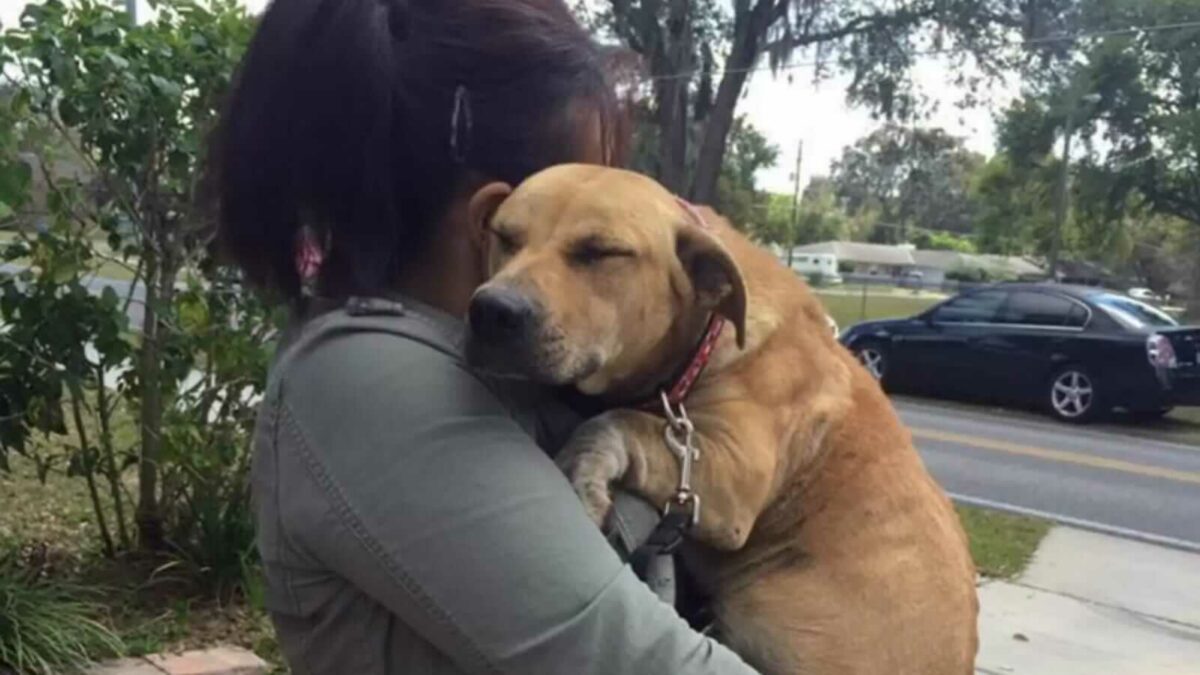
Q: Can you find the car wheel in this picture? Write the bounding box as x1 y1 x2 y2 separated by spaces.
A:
1047 366 1103 423
855 342 887 381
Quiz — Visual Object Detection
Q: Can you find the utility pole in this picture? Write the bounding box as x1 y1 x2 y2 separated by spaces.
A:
126 0 137 23
1047 114 1074 283
1048 92 1100 282
787 139 804 268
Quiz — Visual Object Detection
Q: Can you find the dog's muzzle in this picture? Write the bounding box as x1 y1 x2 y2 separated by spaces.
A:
469 286 539 346
465 285 546 377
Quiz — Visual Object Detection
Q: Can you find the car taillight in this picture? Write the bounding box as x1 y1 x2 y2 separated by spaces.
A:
1147 334 1177 368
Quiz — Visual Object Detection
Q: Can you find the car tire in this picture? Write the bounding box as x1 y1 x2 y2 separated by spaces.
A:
1046 365 1104 424
854 341 888 383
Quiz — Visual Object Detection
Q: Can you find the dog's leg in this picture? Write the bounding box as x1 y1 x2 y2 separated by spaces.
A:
558 402 779 551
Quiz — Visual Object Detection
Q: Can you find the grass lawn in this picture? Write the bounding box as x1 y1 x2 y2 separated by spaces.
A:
815 287 941 328
956 506 1051 579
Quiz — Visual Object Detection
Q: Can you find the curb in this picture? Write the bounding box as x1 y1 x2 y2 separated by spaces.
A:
83 647 267 675
949 492 1200 554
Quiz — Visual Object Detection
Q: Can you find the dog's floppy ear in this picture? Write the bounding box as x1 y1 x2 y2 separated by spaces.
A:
675 223 747 349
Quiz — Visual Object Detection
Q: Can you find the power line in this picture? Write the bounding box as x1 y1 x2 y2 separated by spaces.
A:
638 19 1200 83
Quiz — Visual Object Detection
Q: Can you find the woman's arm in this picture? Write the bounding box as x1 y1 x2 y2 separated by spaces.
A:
269 331 758 675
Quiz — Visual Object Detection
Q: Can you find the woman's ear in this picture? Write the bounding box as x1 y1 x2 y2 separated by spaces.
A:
467 181 513 254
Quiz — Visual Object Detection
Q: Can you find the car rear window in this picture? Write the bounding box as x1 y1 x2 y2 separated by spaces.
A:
1093 293 1177 330
1001 291 1084 328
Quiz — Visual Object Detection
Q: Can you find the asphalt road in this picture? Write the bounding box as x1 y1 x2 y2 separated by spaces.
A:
897 397 1200 550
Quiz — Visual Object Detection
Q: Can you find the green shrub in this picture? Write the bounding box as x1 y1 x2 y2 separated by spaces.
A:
0 554 125 674
945 265 994 283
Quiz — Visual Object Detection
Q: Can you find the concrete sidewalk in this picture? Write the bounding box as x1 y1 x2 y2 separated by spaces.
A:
977 527 1200 675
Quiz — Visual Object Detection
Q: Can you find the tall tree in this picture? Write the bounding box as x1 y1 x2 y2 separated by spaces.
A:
716 115 780 227
591 0 1065 205
1 0 254 550
748 178 846 251
830 124 982 242
1008 0 1200 313
969 154 1057 255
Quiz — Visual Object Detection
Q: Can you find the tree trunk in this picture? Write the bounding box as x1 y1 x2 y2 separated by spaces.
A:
690 6 765 205
655 80 690 193
653 0 694 193
69 385 114 558
96 365 132 551
136 240 165 551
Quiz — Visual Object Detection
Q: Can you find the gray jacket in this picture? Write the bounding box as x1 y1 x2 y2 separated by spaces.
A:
251 296 756 674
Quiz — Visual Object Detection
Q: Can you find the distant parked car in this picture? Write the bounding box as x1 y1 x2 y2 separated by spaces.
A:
839 283 1200 423
898 269 925 289
1128 287 1164 304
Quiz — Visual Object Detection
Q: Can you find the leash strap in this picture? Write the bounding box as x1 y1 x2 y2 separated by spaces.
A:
629 508 693 578
630 391 703 582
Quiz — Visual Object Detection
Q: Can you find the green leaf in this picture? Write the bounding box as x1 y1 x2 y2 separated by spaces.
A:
0 161 32 208
93 20 119 38
101 285 119 308
103 51 130 69
51 261 82 284
148 74 183 98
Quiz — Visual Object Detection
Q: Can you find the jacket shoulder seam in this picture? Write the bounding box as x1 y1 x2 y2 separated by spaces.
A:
277 401 502 674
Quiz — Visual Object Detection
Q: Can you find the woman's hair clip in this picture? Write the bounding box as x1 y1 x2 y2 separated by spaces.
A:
450 84 473 164
382 0 410 41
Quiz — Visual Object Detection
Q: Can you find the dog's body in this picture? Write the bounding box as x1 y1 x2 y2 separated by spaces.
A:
466 165 978 674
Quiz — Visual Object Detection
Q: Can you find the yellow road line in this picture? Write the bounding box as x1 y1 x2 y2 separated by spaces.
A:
911 427 1200 486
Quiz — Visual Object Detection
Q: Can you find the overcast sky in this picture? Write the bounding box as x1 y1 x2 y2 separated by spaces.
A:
0 0 1020 194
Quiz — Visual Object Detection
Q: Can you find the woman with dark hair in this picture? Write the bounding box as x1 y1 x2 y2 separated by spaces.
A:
212 0 759 673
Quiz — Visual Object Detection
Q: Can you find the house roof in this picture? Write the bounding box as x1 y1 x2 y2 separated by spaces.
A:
793 241 1049 277
911 250 969 270
912 250 1045 277
793 241 915 266
977 254 1044 277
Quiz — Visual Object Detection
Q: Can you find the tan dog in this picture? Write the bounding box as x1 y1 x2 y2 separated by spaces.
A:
465 164 978 675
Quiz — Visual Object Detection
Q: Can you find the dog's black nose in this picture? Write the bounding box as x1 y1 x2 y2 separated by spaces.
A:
469 287 537 344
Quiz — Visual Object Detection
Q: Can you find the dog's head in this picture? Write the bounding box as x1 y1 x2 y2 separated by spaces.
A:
465 164 746 396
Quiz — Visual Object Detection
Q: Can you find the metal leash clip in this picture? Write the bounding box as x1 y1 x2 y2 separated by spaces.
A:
660 391 701 528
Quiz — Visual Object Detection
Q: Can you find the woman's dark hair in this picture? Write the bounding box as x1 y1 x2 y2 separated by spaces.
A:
211 0 627 300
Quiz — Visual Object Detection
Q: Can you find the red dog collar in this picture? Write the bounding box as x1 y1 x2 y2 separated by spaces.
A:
657 314 727 409
643 198 728 411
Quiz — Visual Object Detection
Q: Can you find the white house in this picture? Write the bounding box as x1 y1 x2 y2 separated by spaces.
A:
791 241 916 277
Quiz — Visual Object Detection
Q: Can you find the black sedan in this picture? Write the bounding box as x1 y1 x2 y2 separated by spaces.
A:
839 283 1200 423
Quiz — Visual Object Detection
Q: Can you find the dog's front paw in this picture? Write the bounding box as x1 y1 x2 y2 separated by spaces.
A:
556 413 632 527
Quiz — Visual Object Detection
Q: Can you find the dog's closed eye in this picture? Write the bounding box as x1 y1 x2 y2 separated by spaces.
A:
489 226 522 255
569 237 636 266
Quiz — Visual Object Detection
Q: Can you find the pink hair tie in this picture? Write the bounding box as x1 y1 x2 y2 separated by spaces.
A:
295 227 324 287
